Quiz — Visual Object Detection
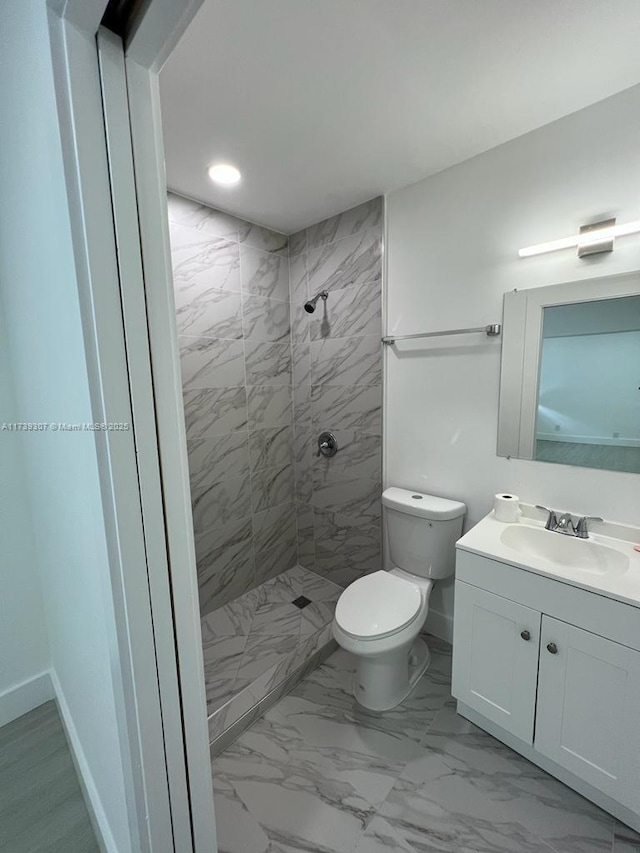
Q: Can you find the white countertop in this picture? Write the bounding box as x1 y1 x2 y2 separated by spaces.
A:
456 505 640 609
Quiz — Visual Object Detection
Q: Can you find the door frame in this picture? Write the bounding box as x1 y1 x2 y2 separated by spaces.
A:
47 0 214 850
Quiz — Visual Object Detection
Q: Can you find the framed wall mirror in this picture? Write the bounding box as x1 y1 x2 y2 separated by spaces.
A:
498 272 640 474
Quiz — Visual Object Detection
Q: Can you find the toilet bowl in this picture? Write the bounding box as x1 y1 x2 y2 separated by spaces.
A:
332 487 465 711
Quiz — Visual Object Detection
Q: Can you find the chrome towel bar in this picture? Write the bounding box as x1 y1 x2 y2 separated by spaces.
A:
382 323 501 345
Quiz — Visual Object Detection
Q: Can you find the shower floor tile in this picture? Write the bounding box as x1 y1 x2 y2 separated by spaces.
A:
212 638 639 853
201 565 341 716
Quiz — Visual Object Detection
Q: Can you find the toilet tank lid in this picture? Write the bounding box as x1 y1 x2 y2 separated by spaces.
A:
382 487 466 520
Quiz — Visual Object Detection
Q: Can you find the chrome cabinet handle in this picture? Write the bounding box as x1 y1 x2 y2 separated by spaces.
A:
520 630 531 641
547 642 558 654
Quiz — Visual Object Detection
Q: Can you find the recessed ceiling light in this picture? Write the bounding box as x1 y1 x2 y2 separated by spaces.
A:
207 163 241 186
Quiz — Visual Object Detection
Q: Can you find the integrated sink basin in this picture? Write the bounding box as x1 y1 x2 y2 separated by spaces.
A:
500 524 629 576
456 503 640 608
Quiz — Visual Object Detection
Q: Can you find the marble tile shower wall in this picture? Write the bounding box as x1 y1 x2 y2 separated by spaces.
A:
167 193 297 614
288 197 384 587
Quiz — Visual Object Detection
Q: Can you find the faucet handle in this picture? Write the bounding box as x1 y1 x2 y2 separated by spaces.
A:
535 505 558 531
574 516 603 539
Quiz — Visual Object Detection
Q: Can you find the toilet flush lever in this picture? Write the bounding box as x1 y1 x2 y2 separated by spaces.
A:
316 431 338 458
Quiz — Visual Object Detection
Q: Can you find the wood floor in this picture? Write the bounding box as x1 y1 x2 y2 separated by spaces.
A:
0 701 99 853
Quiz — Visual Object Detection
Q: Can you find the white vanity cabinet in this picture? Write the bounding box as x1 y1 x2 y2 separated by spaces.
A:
536 616 640 810
452 584 540 742
452 549 640 831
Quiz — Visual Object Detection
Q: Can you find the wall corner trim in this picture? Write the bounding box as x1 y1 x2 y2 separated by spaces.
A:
0 671 55 729
51 671 116 853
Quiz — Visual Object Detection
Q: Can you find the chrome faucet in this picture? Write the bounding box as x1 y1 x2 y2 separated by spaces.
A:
536 506 603 539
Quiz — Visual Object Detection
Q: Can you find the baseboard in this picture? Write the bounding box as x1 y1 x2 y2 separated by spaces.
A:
50 671 115 853
425 608 453 644
0 671 54 728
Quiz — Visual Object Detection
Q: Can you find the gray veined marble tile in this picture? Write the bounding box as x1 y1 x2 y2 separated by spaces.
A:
174 287 243 340
254 535 298 588
288 253 307 303
313 430 381 487
210 770 271 853
311 383 382 434
290 300 310 345
293 425 314 504
202 634 247 713
299 600 336 640
312 477 382 524
244 342 292 387
183 386 248 438
247 385 293 430
353 816 416 853
307 228 382 296
179 336 245 390
292 342 310 387
614 823 640 852
215 713 380 853
380 699 615 853
200 588 260 642
191 474 252 534
241 245 290 301
310 334 382 388
314 509 382 586
251 464 296 513
293 382 311 425
239 220 288 256
305 197 383 250
242 293 291 342
170 222 241 294
249 425 294 473
167 193 239 239
234 604 302 685
187 432 250 494
295 506 316 569
252 502 297 554
309 281 381 342
287 228 307 258
196 517 255 613
259 564 341 606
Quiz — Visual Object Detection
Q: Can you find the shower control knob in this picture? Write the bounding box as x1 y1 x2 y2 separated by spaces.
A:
316 431 338 458
520 630 530 641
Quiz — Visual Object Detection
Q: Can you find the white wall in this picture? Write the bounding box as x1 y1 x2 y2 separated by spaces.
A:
537 331 640 444
385 83 640 640
0 2 133 850
0 308 50 720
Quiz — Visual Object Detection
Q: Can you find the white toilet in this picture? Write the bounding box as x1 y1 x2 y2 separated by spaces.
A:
332 486 465 711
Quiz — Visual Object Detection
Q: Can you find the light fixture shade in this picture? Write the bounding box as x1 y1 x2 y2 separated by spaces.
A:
519 219 640 258
207 163 241 186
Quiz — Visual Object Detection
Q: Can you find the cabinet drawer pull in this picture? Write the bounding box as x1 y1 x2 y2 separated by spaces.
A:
547 642 558 654
520 630 531 641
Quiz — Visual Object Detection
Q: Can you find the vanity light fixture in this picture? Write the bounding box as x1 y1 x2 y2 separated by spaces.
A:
519 217 640 258
207 162 241 186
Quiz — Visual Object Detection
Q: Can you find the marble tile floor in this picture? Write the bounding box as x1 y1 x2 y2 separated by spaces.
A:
212 637 640 853
202 564 342 746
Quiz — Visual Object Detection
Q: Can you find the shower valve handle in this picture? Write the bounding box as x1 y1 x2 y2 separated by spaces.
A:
316 431 338 458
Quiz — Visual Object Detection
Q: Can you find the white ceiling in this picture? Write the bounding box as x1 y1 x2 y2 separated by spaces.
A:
160 0 640 234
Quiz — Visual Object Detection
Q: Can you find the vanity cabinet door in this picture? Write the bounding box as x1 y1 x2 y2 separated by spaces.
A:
536 616 640 810
452 581 541 743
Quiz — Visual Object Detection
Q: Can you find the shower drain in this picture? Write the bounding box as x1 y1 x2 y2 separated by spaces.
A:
292 595 312 609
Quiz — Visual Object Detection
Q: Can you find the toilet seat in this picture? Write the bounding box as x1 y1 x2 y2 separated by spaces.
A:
334 570 422 640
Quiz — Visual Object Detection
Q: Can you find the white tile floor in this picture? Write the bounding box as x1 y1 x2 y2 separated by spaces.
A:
212 637 640 853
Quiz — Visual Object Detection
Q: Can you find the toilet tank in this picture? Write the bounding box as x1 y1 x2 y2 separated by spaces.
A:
382 487 466 579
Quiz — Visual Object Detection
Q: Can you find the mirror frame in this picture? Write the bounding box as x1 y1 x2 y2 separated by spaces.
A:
497 270 640 461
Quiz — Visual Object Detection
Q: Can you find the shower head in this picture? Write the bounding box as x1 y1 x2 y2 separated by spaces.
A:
304 290 328 313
